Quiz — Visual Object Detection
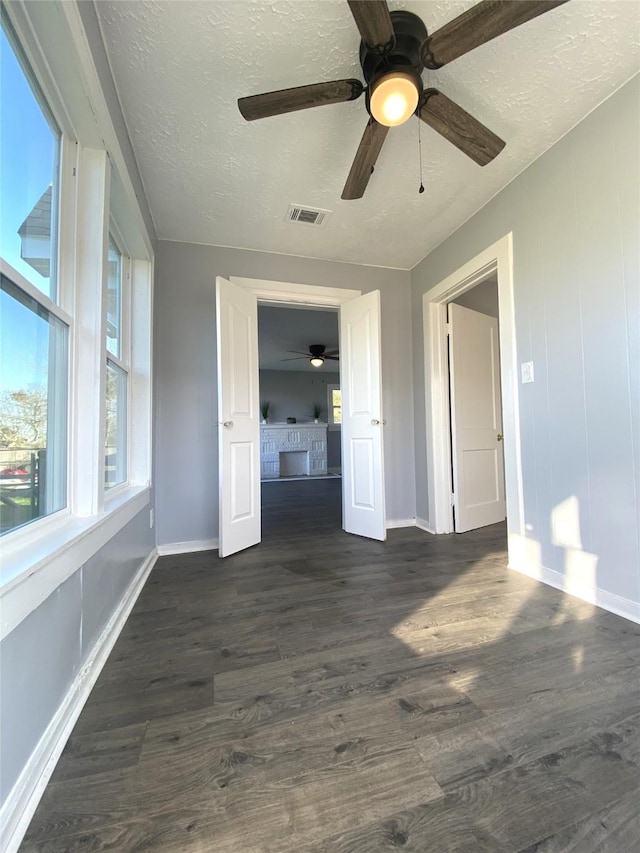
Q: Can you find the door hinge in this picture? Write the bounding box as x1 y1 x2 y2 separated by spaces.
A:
451 492 456 506
445 322 451 335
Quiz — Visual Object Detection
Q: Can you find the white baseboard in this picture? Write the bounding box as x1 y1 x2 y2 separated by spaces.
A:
156 539 219 556
510 560 640 624
386 518 416 529
415 517 436 534
0 548 158 853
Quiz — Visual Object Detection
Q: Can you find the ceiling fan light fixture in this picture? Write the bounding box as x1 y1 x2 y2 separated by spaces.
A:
369 71 420 127
310 356 325 367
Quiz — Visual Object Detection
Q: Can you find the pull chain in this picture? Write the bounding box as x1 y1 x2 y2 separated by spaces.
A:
418 116 424 194
417 68 431 195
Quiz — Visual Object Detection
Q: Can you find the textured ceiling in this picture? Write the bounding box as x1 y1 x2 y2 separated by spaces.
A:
258 305 339 372
96 1 640 269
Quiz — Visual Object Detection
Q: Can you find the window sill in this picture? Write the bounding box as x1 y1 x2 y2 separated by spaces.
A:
0 485 151 640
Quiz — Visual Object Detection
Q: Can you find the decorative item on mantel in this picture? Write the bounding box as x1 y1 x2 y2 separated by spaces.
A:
311 401 323 424
260 401 270 424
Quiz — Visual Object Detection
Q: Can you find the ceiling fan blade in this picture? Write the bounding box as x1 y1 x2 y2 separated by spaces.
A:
323 349 339 356
419 89 505 166
422 0 569 69
287 350 313 356
238 79 363 121
342 119 389 200
281 356 308 361
347 0 394 50
325 355 340 361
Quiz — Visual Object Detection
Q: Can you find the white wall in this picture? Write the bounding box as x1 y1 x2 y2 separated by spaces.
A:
411 75 640 620
154 243 415 546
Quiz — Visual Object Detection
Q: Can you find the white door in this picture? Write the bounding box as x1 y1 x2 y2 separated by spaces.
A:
448 302 505 533
216 276 261 557
340 290 386 540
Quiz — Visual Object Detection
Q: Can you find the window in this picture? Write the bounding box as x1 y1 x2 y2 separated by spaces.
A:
0 276 68 535
0 24 59 300
0 0 153 620
327 384 342 425
105 360 127 488
106 237 122 356
104 235 128 489
0 21 67 536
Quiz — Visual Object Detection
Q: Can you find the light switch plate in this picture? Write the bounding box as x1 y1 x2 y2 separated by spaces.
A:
521 361 534 384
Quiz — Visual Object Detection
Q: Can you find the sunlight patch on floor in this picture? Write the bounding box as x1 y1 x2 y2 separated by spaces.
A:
391 527 597 673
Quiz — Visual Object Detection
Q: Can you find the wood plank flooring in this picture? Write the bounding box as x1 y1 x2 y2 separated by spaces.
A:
20 480 640 852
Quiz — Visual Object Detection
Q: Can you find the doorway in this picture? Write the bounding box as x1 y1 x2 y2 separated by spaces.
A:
257 303 341 482
216 276 387 557
448 278 506 532
421 234 525 566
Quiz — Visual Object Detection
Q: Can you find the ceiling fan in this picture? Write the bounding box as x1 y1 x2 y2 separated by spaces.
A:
238 0 568 199
282 344 339 367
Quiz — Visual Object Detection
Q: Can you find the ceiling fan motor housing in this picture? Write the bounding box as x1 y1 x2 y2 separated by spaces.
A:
359 11 428 85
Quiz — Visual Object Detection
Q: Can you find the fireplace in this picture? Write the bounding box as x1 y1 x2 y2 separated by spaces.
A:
260 423 328 479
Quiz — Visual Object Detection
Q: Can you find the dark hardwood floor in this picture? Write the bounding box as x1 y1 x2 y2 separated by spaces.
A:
20 480 640 851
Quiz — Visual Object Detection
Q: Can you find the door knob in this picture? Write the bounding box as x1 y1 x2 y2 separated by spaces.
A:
371 419 386 426
223 421 233 428
497 433 503 442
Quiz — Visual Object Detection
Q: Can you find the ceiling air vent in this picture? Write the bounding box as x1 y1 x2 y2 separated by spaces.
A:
286 204 331 227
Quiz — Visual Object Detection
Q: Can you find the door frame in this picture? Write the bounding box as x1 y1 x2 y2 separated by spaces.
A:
230 278 360 309
422 234 525 557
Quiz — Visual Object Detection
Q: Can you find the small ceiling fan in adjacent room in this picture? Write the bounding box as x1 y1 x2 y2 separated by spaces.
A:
282 344 339 367
238 0 568 199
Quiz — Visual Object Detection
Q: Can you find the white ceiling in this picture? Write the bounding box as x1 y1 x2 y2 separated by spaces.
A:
96 1 639 270
258 305 339 371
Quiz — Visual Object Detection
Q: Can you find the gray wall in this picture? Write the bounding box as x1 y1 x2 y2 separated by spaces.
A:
0 505 154 804
259 369 341 469
453 278 499 318
154 243 415 545
411 75 639 608
258 369 340 423
327 429 341 471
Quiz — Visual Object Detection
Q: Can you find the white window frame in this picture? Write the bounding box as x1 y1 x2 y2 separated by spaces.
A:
0 0 154 632
0 16 72 539
0 259 72 531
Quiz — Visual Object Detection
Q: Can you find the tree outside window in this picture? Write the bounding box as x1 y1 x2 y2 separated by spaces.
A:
0 278 67 534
